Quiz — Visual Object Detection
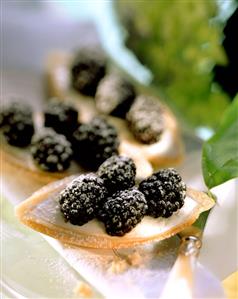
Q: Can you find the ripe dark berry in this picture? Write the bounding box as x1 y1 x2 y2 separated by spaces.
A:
126 95 164 144
0 101 34 147
71 48 106 96
31 128 73 172
95 74 136 118
139 168 186 218
59 174 108 226
98 188 148 236
0 101 32 127
98 155 136 194
44 98 79 139
72 117 119 170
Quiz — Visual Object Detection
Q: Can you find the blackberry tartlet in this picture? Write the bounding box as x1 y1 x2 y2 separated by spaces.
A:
99 188 147 236
44 98 79 138
139 168 186 218
98 155 136 194
16 173 214 248
0 102 34 147
95 74 136 118
73 117 119 170
46 50 184 171
59 174 107 226
71 48 106 96
31 128 73 172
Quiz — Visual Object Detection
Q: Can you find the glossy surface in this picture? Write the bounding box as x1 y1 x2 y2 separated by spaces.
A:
1 197 102 298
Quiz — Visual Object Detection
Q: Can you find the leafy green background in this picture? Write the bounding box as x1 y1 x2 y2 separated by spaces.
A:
202 95 238 188
117 0 230 128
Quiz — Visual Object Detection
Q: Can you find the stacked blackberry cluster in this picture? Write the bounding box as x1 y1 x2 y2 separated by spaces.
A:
0 99 77 172
70 48 164 144
1 47 166 174
59 156 186 237
71 49 138 121
33 108 119 172
1 98 120 173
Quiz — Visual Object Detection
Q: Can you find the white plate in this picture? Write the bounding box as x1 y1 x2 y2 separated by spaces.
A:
1 197 102 299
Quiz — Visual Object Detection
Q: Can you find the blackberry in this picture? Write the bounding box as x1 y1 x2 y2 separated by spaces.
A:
139 168 186 218
98 188 147 236
0 101 32 127
98 155 136 194
71 48 106 96
72 117 119 170
0 102 34 147
59 174 108 225
126 95 164 144
31 128 73 172
95 74 136 118
44 98 79 139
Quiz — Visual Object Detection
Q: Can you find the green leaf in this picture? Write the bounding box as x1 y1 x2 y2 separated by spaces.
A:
194 210 211 231
194 191 216 231
202 96 238 188
116 0 229 128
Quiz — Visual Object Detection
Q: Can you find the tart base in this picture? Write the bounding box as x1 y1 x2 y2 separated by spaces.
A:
1 141 85 201
16 176 214 249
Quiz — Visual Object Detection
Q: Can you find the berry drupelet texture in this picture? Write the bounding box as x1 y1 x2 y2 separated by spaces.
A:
139 168 186 218
95 74 136 118
44 98 79 139
0 101 32 127
0 101 34 147
126 95 164 144
72 117 119 170
59 174 108 226
31 128 73 172
97 155 136 194
98 188 148 236
71 48 106 96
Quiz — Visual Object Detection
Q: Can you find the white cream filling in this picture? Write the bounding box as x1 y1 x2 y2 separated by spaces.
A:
30 192 197 240
141 129 174 157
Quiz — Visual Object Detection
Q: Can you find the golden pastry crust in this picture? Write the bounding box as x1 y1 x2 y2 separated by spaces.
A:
45 51 71 99
16 176 214 249
1 141 84 183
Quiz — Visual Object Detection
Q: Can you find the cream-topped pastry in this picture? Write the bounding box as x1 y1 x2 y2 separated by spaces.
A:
1 98 152 203
2 48 183 202
46 50 184 169
16 170 214 249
